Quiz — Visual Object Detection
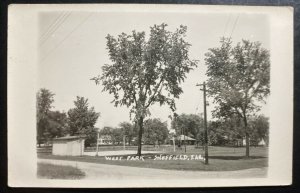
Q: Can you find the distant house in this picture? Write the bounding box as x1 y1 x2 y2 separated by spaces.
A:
258 138 267 146
52 135 85 156
170 135 196 145
98 135 113 145
242 138 267 146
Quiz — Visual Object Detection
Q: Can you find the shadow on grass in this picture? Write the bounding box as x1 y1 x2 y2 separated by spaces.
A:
208 156 267 160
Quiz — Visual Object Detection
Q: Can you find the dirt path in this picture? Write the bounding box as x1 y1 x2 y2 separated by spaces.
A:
38 158 267 180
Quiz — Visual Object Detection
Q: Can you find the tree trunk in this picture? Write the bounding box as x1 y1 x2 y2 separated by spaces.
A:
245 132 250 157
137 116 144 157
243 116 250 158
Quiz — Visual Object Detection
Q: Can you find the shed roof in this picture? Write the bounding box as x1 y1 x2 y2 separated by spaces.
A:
52 135 85 141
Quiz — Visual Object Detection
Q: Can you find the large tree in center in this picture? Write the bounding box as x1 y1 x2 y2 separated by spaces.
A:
205 38 270 157
92 23 197 156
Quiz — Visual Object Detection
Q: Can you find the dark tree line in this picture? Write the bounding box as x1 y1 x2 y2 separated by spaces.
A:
98 118 169 146
171 113 269 147
36 88 100 147
36 88 169 147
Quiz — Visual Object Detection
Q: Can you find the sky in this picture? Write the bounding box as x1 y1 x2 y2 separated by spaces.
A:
38 10 270 129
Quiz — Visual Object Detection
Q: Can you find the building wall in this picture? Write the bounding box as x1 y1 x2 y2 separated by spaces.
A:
52 139 85 156
52 141 68 156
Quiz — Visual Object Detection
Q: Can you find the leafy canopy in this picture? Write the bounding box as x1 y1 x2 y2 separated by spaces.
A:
67 96 100 136
143 118 169 145
92 23 198 119
36 88 55 144
171 113 203 139
37 88 55 121
205 38 270 119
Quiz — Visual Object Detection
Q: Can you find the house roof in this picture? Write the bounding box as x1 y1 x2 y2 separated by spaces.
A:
52 135 86 141
176 135 196 141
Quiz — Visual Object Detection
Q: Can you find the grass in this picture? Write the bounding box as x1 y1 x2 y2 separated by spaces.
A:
38 146 268 171
37 163 85 179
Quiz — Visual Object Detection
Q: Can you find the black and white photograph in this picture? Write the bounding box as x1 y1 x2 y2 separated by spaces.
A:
7 4 293 188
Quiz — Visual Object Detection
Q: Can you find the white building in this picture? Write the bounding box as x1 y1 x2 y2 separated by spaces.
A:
52 136 85 156
98 135 113 145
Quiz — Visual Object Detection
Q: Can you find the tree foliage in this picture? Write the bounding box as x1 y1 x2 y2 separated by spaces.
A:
99 126 124 145
143 118 169 145
208 116 244 146
92 23 197 155
119 122 136 145
205 38 270 156
67 96 100 145
46 111 68 138
171 114 203 140
36 88 55 145
249 115 269 146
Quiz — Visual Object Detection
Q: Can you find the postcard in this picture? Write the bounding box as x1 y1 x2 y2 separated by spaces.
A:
7 4 293 187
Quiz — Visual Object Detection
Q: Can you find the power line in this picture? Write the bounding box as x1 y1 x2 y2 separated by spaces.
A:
229 13 240 39
40 11 68 43
41 12 93 63
40 11 72 46
223 13 232 38
39 12 65 41
41 12 72 46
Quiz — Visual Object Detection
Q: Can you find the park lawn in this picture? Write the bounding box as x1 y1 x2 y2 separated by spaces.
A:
171 146 268 157
38 146 268 171
37 162 85 179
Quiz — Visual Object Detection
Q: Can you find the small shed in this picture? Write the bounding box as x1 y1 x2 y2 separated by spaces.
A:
52 136 85 156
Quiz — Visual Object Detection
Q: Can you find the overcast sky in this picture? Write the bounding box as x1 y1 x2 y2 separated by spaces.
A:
38 10 270 129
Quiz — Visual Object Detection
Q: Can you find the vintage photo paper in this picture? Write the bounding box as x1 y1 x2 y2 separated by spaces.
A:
8 4 293 187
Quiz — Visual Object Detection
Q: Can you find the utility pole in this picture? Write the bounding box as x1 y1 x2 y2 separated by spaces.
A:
196 81 209 165
173 136 176 152
123 135 126 150
184 128 186 153
96 132 99 156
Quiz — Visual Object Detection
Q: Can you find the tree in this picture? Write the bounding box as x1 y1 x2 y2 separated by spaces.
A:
92 23 198 156
67 96 100 146
36 88 55 146
218 116 245 146
249 115 269 146
143 118 169 146
84 127 98 147
205 38 270 157
119 122 135 146
207 121 227 146
46 110 68 139
99 127 124 145
111 128 124 145
171 114 203 143
99 126 113 136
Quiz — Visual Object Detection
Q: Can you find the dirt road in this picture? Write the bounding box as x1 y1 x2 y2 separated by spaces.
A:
38 158 267 180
